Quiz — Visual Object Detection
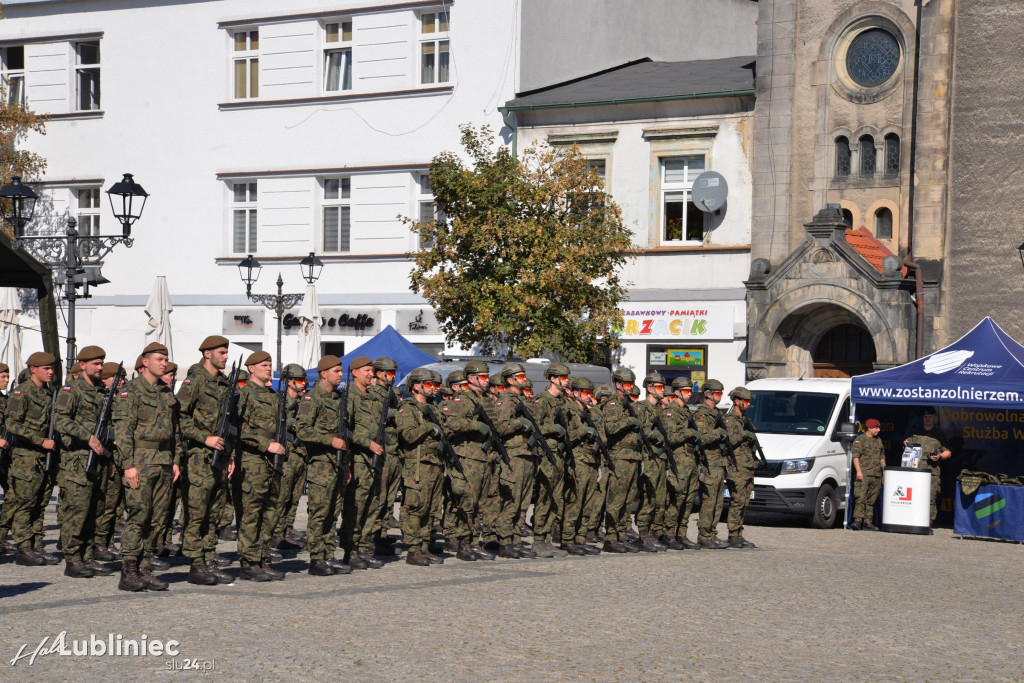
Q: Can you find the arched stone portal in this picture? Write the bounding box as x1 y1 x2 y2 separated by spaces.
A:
771 302 877 377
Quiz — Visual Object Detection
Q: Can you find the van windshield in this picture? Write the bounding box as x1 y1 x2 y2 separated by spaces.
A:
748 390 839 435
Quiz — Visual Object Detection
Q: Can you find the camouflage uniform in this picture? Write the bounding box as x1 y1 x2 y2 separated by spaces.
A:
295 383 344 561
114 375 178 567
633 398 668 544
694 398 729 545
493 390 535 548
600 393 642 543
532 390 570 545
236 381 283 568
54 375 106 564
0 388 13 543
268 388 307 539
723 407 758 540
367 382 400 545
659 403 699 541
908 425 948 523
852 431 885 525
441 389 492 551
94 388 126 554
396 397 445 552
5 380 54 551
177 366 232 564
561 400 602 546
342 385 383 557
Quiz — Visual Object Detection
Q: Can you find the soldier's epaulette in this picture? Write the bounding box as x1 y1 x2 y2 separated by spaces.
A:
62 386 71 391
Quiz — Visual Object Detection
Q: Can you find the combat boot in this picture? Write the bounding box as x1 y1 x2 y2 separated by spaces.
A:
118 559 147 592
34 546 61 564
623 539 640 553
849 521 862 531
863 522 879 532
698 537 729 550
277 535 303 551
444 536 459 553
650 534 668 551
497 544 521 559
660 534 685 551
472 543 495 561
533 540 555 558
260 562 285 580
581 543 602 555
267 547 283 561
188 562 218 586
456 539 477 561
360 551 384 569
326 558 353 574
602 539 628 553
63 559 96 578
147 556 170 571
138 563 168 591
15 546 45 566
677 535 699 550
730 536 756 549
423 548 445 565
639 531 659 553
348 552 369 570
205 560 234 582
406 549 430 566
308 559 333 576
585 531 598 543
211 553 232 568
0 537 16 553
85 559 115 576
240 564 272 582
559 542 586 556
93 544 120 561
514 542 537 558
374 537 396 557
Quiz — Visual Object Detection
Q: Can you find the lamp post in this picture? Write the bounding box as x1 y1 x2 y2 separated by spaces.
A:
0 174 148 371
238 252 323 371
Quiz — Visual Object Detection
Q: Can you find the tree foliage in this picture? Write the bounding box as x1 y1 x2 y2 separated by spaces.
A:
0 87 47 237
407 124 634 361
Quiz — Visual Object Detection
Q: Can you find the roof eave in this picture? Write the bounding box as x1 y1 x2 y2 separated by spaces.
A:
501 88 756 113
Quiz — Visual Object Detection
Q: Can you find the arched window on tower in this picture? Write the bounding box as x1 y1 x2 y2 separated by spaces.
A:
874 207 893 239
860 135 876 177
835 136 851 178
841 209 853 230
884 133 900 176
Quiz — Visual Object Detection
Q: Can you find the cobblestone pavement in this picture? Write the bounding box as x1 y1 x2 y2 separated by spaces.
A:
1 500 1021 681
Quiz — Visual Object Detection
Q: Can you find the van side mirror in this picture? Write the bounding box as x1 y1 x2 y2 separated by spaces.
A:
834 421 857 443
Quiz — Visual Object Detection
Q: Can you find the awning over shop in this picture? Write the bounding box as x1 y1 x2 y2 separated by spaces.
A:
0 231 60 372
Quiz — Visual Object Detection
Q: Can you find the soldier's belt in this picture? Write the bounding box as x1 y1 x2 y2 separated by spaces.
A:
135 439 172 450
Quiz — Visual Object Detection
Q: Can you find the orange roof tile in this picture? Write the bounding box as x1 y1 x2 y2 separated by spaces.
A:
845 227 906 276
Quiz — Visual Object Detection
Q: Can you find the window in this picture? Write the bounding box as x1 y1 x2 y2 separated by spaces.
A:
323 21 353 92
846 29 900 88
835 137 851 178
1 46 25 107
323 177 351 252
859 135 876 177
232 182 257 253
75 41 100 110
661 157 706 242
841 209 853 230
884 134 900 176
233 30 259 99
416 173 441 250
874 207 893 240
419 11 450 84
76 188 101 257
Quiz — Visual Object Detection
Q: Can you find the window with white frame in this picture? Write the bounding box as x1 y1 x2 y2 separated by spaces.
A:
323 177 351 252
75 41 100 110
76 188 101 237
661 157 706 243
1 45 25 107
323 20 353 92
419 11 450 84
231 182 257 253
232 30 259 99
417 173 444 250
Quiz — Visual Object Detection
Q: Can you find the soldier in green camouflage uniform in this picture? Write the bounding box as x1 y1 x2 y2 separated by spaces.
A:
91 361 129 562
439 370 467 547
492 363 538 559
233 351 286 581
0 361 13 555
368 357 401 557
695 379 730 549
559 377 603 555
906 407 950 526
176 336 236 584
268 364 308 548
113 342 179 592
634 372 670 552
153 361 181 556
480 374 509 550
5 352 59 566
396 368 445 566
441 361 496 561
340 356 385 569
851 418 885 530
55 346 115 578
723 386 758 548
661 377 699 549
599 369 643 553
531 363 577 558
295 355 352 576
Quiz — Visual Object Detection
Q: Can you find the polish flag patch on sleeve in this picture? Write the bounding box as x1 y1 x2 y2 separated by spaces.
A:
62 386 71 391
120 392 129 398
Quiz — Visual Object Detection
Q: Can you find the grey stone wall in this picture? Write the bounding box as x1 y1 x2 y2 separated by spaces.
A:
518 0 758 92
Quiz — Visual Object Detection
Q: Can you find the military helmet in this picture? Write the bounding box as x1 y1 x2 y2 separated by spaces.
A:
522 378 534 389
571 377 595 392
671 377 692 390
703 378 724 393
428 370 443 384
372 356 397 372
595 384 613 401
488 374 505 388
729 386 752 401
611 368 636 384
500 362 525 379
407 368 432 385
544 362 570 378
630 385 640 397
464 360 489 375
439 386 454 397
447 370 467 386
281 363 306 381
642 371 666 387
236 369 250 383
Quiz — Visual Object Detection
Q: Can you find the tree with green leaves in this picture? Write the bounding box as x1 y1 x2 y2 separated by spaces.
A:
0 86 47 237
406 124 634 362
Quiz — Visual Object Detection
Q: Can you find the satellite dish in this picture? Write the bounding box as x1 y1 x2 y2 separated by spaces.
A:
692 171 728 213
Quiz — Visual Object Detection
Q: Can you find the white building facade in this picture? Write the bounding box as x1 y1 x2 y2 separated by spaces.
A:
3 0 519 366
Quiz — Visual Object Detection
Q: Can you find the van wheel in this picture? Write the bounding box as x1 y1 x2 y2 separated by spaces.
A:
811 483 837 529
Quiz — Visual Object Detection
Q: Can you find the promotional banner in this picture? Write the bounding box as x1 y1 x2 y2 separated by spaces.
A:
616 305 733 340
954 485 1024 542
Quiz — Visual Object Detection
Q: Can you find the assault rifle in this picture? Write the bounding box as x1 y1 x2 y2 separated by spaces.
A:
271 368 289 475
422 404 463 474
335 378 351 479
580 408 614 472
473 403 512 470
743 415 769 468
622 399 660 464
87 361 123 480
210 357 242 471
513 400 557 468
685 408 709 470
651 412 680 476
0 428 13 482
371 385 398 472
43 387 60 476
553 407 577 483
712 410 739 468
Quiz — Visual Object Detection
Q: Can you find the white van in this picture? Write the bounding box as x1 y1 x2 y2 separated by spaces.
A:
741 377 853 528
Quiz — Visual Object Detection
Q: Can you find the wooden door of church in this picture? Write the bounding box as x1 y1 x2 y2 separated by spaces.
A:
812 324 876 378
